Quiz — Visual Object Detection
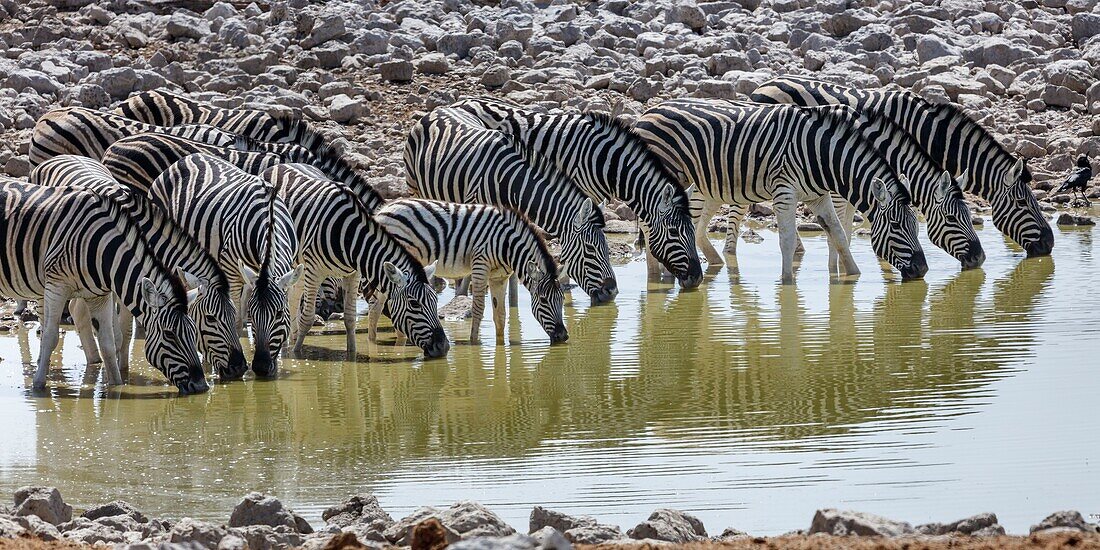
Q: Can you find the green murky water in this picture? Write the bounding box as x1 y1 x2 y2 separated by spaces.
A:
1 215 1097 535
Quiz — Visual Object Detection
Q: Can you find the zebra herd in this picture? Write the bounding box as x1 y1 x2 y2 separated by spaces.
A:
0 77 1055 395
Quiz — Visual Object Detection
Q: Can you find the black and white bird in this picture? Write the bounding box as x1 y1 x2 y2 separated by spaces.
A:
1058 156 1093 205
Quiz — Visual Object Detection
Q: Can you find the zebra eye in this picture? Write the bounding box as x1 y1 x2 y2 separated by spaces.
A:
944 214 958 224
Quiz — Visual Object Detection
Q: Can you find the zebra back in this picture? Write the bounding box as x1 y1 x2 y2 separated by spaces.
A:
29 107 237 167
117 89 287 141
103 133 284 193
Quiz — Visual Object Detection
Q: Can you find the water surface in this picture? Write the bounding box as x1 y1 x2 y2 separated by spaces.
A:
1 216 1096 535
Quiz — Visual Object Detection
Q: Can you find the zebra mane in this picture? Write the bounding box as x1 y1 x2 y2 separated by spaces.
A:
256 179 282 295
270 112 327 151
799 106 913 204
497 206 559 279
98 187 190 311
107 185 231 292
579 111 692 214
919 99 1031 183
333 181 427 282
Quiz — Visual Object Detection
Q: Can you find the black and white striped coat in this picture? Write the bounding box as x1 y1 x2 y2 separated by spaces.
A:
750 75 1054 256
266 164 450 358
0 178 207 394
405 106 618 304
636 100 928 283
145 154 302 377
28 107 236 167
374 198 567 345
451 97 703 289
101 133 286 192
29 155 249 381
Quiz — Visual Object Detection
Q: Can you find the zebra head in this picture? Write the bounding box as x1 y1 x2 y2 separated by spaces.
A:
988 158 1053 257
870 177 928 281
381 261 450 358
521 258 567 344
924 172 985 269
646 184 703 289
176 268 248 381
560 198 618 304
139 277 208 395
241 262 302 378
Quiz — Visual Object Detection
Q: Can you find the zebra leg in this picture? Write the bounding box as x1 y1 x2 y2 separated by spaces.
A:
725 204 749 258
774 188 800 285
489 275 507 345
507 274 519 308
454 276 470 296
469 264 489 345
69 298 103 365
807 195 860 278
291 276 321 354
367 294 383 345
694 200 724 266
118 305 134 377
86 294 123 386
232 281 248 335
340 274 359 357
13 300 27 315
33 286 69 390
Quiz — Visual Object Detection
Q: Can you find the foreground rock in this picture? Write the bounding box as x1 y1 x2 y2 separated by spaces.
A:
228 492 313 534
917 513 1005 536
529 507 624 545
321 494 394 542
627 509 707 542
13 487 72 526
385 501 515 546
808 509 916 537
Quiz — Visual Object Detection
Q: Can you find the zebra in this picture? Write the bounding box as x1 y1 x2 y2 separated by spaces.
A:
264 163 450 358
1 178 208 394
750 75 1054 256
374 198 568 345
28 107 237 167
101 133 287 192
145 154 302 377
717 102 985 270
116 89 290 141
405 106 618 304
636 100 928 283
29 155 249 381
446 97 704 289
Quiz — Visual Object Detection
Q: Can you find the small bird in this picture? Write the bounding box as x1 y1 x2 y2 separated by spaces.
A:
1057 155 1093 205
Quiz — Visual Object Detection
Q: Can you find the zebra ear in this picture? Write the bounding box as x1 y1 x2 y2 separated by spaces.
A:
423 261 437 281
684 184 695 202
658 184 676 214
871 178 890 207
1008 158 1025 185
527 258 544 280
277 264 304 290
239 261 259 287
933 171 954 202
383 261 409 290
141 277 167 309
574 199 595 229
175 267 206 291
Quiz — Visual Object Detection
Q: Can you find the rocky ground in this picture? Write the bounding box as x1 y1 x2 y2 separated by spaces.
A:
2 0 1100 214
2 487 1100 550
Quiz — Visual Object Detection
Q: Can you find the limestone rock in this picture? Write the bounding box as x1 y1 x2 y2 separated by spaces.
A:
917 513 1005 536
13 486 72 526
808 509 915 537
228 492 312 533
627 509 706 542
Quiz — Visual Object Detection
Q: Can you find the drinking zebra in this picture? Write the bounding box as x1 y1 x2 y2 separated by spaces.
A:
717 102 984 270
145 154 302 377
28 107 236 167
29 155 249 381
636 100 928 283
374 198 568 345
750 76 1054 256
450 97 703 289
405 106 618 304
0 178 208 394
265 164 450 358
101 133 286 192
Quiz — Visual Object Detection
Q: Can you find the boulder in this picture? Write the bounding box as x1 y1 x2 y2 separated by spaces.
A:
563 524 625 544
385 502 515 546
0 515 28 538
916 35 960 64
1031 510 1100 533
530 527 571 550
302 15 346 49
82 501 148 523
808 509 915 537
481 66 511 89
328 95 366 124
529 507 596 534
4 70 63 95
1041 85 1086 109
416 54 450 75
449 533 547 550
322 494 393 542
170 518 230 549
167 12 211 40
380 60 414 82
1071 13 1100 43
11 514 62 541
13 486 72 526
964 37 1035 67
917 513 1005 536
667 2 706 31
626 509 706 542
230 524 307 549
228 492 312 533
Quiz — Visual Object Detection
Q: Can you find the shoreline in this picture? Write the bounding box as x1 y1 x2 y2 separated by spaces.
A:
3 488 1099 549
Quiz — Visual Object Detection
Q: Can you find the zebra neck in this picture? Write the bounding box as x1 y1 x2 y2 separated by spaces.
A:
857 116 940 209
